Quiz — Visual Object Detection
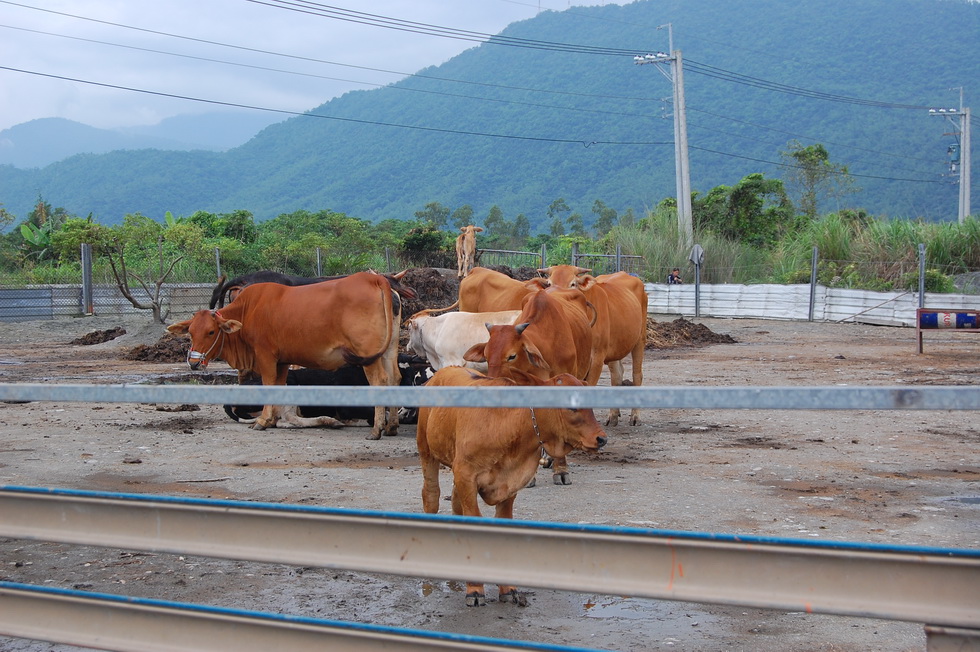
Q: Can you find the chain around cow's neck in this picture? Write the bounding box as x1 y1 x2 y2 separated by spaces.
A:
530 407 548 463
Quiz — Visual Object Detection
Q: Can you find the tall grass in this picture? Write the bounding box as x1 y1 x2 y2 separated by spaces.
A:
610 211 980 292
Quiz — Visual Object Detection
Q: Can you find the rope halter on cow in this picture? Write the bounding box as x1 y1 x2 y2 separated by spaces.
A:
187 310 226 369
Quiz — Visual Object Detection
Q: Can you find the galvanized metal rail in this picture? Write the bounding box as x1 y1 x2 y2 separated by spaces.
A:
2 382 979 411
2 487 979 651
1 381 978 651
0 580 569 652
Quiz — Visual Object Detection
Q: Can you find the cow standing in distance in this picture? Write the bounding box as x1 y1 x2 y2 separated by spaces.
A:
539 265 648 427
462 286 599 485
208 269 416 309
416 366 607 606
455 225 483 279
168 272 402 439
405 301 521 373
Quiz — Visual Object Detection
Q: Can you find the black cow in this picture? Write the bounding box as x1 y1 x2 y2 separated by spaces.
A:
223 355 432 427
209 270 416 309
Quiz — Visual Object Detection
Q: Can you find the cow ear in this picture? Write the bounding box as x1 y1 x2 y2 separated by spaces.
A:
462 343 487 363
524 343 551 372
460 226 467 233
167 320 191 335
474 226 483 232
525 278 548 291
577 275 597 291
220 319 243 333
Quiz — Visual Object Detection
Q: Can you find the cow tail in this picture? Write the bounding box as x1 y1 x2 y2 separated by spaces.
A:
208 274 228 309
406 300 459 322
341 278 396 367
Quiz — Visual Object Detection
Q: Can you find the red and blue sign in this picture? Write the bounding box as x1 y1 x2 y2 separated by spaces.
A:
918 311 978 329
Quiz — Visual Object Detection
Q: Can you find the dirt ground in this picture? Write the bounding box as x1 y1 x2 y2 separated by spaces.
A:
1 299 978 651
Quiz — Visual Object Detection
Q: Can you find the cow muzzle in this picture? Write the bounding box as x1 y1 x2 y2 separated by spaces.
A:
187 350 209 370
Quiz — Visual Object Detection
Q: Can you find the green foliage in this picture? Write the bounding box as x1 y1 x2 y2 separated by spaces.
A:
693 173 796 247
781 142 857 220
415 202 450 229
50 216 108 261
899 268 955 293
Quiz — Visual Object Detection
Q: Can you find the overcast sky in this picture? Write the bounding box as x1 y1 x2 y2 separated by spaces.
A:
0 0 632 132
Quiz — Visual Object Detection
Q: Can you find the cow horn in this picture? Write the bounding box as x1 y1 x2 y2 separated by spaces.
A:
515 322 531 335
576 266 592 275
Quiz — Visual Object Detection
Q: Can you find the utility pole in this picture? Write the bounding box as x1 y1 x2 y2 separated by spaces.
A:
929 89 972 223
634 23 693 249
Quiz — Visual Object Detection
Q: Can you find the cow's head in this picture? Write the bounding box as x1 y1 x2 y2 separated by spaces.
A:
167 309 242 370
537 265 593 290
463 322 551 379
541 374 607 455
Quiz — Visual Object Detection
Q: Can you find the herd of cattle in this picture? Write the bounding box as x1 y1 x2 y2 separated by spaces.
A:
167 258 647 606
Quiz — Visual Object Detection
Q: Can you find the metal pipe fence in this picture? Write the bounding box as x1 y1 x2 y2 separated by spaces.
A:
0 381 978 652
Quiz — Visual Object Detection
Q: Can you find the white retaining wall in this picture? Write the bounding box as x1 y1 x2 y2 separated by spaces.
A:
646 283 980 327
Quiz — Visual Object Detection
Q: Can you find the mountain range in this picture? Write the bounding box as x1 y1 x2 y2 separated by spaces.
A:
1 0 977 232
0 113 282 169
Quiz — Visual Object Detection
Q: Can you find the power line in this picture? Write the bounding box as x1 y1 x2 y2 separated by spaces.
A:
0 64 672 148
245 0 643 56
0 63 941 187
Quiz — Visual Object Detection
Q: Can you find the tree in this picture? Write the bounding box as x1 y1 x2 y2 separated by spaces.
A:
415 202 450 230
0 203 14 232
781 141 856 220
450 205 475 231
592 200 618 237
567 212 586 237
20 195 70 263
50 215 107 262
484 205 505 236
547 198 570 237
693 173 795 247
619 208 636 228
100 214 184 324
513 214 531 241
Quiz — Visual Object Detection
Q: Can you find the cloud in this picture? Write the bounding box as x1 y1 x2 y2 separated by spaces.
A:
0 0 627 131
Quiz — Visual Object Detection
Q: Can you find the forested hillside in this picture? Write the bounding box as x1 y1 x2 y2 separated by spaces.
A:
0 0 976 231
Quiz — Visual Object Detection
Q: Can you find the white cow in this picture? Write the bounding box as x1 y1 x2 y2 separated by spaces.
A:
406 307 521 372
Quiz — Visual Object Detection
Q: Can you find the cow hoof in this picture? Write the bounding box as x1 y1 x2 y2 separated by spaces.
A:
553 472 571 485
499 589 523 604
465 592 486 607
541 456 554 469
250 422 268 431
365 432 382 441
605 416 620 427
525 477 537 488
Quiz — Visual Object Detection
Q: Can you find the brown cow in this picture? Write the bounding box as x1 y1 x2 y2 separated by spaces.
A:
539 265 648 426
209 269 415 309
416 366 607 606
462 287 599 484
458 266 545 312
455 225 483 279
167 271 401 439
